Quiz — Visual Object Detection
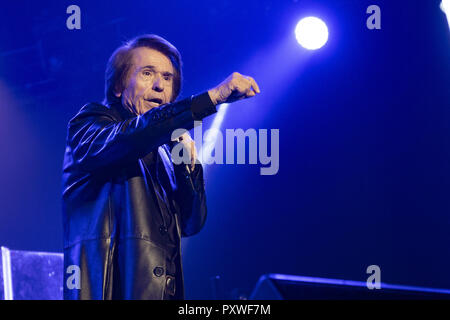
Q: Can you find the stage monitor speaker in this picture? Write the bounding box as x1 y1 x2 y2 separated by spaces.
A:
0 246 63 300
249 273 450 300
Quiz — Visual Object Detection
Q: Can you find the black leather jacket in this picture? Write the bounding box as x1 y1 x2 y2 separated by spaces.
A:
62 93 216 299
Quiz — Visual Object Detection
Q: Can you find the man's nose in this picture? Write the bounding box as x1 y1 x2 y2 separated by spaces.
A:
152 74 164 92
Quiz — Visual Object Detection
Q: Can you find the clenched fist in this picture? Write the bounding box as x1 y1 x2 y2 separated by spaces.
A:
208 72 260 105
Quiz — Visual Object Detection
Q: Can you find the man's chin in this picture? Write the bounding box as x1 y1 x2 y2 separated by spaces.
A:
136 102 161 115
147 101 161 108
141 100 162 112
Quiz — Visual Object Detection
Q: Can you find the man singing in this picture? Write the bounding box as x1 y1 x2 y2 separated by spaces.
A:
62 34 260 299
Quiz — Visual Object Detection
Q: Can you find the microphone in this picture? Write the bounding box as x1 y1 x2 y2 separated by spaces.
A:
169 135 193 174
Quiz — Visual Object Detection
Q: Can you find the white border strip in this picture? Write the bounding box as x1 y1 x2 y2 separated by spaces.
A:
1 247 13 300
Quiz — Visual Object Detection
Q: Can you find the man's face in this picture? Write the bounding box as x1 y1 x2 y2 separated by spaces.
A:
116 47 175 115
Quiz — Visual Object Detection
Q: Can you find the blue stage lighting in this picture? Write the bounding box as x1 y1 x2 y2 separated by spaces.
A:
295 17 328 50
441 0 450 29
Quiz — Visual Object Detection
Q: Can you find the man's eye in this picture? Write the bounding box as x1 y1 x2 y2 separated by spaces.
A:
143 71 153 76
164 76 171 81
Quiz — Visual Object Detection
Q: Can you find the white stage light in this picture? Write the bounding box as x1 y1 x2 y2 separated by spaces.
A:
295 17 329 50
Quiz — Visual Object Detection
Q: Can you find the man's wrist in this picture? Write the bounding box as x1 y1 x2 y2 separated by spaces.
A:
207 89 218 105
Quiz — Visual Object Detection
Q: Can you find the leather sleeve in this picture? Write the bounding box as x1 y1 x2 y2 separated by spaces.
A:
172 162 207 237
66 93 216 173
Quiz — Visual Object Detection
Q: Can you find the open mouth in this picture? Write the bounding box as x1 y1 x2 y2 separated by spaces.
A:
146 98 163 105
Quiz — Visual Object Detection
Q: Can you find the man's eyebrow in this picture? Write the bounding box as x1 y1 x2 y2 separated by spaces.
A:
141 65 174 76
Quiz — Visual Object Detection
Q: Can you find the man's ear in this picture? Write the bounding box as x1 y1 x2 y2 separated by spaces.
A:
113 83 123 98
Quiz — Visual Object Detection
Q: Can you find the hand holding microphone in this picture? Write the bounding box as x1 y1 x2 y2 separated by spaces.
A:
172 132 197 173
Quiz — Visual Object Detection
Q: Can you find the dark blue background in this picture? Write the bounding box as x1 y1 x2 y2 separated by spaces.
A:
0 0 449 298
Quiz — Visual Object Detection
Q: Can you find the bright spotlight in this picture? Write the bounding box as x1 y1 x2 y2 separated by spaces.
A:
295 17 328 50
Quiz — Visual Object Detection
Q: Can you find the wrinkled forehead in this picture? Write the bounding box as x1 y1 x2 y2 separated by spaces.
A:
130 47 174 74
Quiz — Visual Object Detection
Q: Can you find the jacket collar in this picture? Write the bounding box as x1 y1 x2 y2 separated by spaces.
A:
107 100 135 121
